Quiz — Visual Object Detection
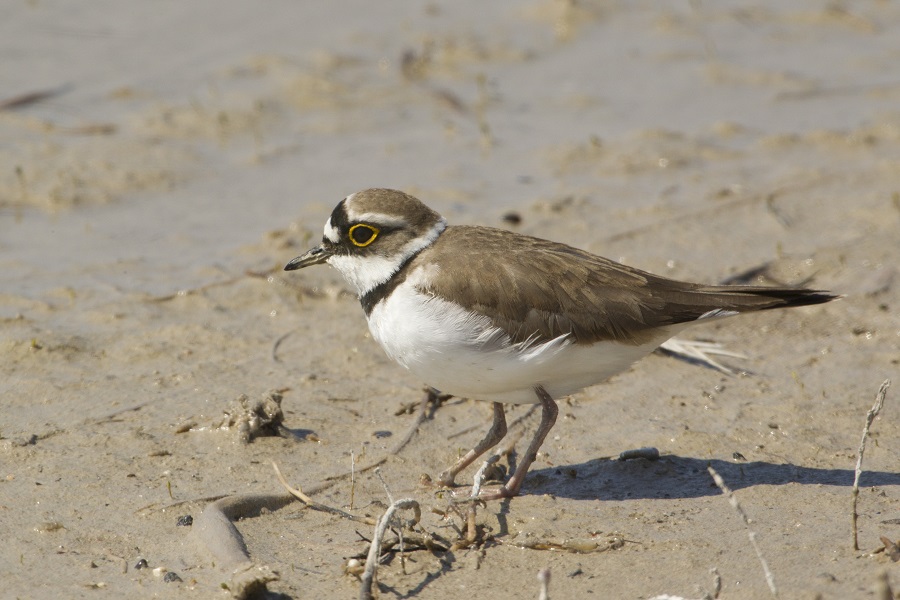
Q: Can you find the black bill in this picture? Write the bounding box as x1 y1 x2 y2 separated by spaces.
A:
284 245 332 270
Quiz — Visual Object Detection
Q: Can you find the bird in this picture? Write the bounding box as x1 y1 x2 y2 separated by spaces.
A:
284 188 837 500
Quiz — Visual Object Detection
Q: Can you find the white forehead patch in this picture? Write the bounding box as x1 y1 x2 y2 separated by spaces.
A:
323 217 340 243
345 210 408 229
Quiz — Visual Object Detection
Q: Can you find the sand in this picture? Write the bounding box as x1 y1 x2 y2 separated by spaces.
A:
2 1 899 598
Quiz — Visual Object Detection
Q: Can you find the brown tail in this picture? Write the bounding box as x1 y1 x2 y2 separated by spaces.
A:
659 285 839 326
696 286 839 311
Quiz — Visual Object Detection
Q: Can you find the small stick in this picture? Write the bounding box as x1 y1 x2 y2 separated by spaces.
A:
447 423 482 440
150 273 248 302
0 85 70 110
195 459 388 570
373 468 408 570
271 330 293 362
507 404 539 431
390 394 429 451
853 379 891 551
350 450 356 511
390 387 446 454
708 466 778 598
359 498 421 600
471 455 499 498
448 404 537 440
465 503 477 543
496 427 525 474
374 467 394 505
272 461 375 525
710 567 722 599
326 456 388 482
538 568 551 600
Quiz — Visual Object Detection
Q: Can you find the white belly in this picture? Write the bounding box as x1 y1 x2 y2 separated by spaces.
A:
366 280 673 404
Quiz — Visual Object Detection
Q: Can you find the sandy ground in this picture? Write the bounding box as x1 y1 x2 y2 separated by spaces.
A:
2 1 899 598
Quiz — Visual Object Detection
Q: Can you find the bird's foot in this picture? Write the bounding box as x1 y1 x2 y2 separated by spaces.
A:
473 484 517 501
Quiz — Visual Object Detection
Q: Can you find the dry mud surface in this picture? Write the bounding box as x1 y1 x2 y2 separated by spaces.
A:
2 2 899 598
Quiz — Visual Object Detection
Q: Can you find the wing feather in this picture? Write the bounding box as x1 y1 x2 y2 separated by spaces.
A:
406 226 834 346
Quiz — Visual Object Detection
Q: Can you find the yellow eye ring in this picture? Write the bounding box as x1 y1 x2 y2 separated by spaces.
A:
348 223 380 247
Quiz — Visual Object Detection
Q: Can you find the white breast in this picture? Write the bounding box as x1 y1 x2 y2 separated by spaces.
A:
366 270 674 404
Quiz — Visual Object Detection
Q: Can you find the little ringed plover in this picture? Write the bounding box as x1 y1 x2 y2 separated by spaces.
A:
285 188 837 500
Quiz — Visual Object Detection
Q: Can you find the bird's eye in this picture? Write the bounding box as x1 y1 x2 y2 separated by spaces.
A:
348 223 379 247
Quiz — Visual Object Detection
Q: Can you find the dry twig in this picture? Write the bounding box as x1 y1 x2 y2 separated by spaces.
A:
0 85 70 110
538 567 551 600
471 455 500 498
390 387 448 454
708 466 778 598
359 498 421 600
853 379 891 551
374 467 394 504
272 461 375 525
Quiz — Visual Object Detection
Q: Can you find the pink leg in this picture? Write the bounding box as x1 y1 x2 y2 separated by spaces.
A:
438 402 507 486
481 385 558 500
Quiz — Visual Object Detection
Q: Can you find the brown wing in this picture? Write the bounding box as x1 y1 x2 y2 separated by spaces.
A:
411 226 835 346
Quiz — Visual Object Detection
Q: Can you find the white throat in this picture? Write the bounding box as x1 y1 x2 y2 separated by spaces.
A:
327 218 447 297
